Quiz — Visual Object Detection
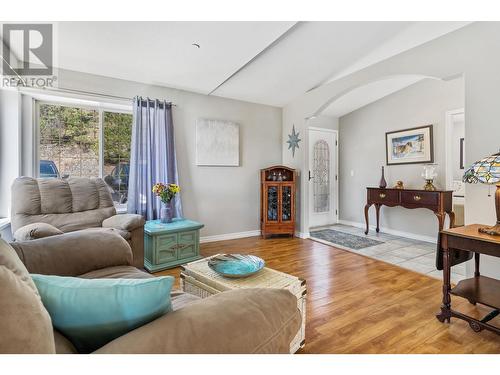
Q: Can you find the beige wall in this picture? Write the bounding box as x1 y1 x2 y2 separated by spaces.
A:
338 77 464 240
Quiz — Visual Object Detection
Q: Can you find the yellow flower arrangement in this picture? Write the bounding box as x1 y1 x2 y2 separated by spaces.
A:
152 182 181 204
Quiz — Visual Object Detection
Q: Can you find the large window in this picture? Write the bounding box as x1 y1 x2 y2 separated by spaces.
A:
37 102 133 207
39 104 100 178
103 111 132 204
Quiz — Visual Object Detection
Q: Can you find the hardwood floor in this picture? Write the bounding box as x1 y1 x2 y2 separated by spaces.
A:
155 236 500 353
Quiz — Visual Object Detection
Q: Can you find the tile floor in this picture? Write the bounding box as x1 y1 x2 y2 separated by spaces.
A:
310 224 466 284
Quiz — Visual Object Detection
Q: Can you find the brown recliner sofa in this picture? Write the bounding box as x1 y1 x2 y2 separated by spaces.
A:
0 231 302 354
10 176 145 268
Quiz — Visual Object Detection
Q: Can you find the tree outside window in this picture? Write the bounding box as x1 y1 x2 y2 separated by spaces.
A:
38 103 132 206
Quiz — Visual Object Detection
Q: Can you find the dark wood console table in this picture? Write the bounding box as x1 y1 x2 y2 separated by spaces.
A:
436 224 500 335
364 187 455 235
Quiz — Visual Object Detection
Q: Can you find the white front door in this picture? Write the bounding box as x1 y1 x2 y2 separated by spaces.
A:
308 128 337 228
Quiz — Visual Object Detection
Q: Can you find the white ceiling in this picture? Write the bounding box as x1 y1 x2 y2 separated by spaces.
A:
56 21 295 95
324 22 471 83
322 75 428 118
45 22 471 110
213 22 413 106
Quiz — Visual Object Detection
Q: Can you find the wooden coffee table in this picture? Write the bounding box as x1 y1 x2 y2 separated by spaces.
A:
180 254 306 353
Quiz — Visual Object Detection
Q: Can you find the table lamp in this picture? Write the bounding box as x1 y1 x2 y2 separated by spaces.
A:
463 151 500 235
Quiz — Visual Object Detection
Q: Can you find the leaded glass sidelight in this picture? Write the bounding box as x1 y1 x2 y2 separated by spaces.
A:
313 140 330 213
267 186 279 221
282 186 292 221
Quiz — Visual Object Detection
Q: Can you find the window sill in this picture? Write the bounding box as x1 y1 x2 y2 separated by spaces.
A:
0 217 11 231
115 204 128 215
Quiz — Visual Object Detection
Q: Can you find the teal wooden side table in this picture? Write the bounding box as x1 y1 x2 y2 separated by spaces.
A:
144 218 204 273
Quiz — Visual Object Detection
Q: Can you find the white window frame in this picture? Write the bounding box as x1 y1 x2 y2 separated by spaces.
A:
34 99 133 211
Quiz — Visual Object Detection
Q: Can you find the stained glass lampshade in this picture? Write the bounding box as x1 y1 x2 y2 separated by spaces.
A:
463 152 500 184
463 151 500 235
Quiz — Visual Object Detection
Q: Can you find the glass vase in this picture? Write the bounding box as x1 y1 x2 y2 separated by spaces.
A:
160 202 173 224
379 166 387 188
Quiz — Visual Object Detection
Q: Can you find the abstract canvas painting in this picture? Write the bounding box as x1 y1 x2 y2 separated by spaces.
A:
385 125 433 165
196 119 240 166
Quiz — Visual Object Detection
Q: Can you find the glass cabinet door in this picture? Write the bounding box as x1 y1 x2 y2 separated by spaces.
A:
281 185 292 222
267 185 279 222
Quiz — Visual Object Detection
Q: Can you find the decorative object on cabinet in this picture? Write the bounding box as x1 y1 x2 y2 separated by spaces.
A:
463 150 500 235
422 164 438 191
152 182 181 223
196 119 239 166
286 125 301 157
364 187 454 235
180 254 306 353
379 166 387 188
394 180 404 189
207 254 265 278
261 166 296 238
144 218 204 272
385 125 434 165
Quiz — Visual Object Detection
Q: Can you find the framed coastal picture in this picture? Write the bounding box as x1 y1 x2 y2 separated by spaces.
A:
385 125 434 166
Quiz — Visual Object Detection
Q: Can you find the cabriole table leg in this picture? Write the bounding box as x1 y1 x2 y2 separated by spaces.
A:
364 204 371 235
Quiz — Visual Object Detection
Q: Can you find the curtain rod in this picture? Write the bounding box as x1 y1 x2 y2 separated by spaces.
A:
23 86 177 106
135 96 176 107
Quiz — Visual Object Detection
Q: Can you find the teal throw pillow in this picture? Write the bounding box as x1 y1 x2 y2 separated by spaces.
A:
31 274 174 353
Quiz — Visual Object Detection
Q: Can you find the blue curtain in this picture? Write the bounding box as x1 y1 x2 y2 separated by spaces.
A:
127 97 182 220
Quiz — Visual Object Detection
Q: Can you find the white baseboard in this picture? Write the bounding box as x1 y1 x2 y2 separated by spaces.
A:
337 219 437 244
295 231 310 239
200 230 261 243
201 229 311 243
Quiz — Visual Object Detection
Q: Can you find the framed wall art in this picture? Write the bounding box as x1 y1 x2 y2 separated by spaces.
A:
385 125 434 166
196 119 240 166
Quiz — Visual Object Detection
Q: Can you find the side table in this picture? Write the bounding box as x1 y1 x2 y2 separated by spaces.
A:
436 224 500 335
144 218 204 272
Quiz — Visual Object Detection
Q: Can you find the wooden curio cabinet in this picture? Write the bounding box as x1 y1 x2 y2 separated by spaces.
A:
260 166 296 238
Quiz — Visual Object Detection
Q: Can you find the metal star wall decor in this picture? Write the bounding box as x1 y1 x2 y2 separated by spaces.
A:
287 125 301 157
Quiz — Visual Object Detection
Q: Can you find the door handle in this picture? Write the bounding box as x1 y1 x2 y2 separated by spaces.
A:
308 171 313 181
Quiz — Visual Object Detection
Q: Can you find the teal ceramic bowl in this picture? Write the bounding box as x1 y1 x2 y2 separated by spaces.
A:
208 254 265 278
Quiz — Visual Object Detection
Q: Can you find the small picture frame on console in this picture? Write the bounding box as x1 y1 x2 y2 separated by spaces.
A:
385 125 434 166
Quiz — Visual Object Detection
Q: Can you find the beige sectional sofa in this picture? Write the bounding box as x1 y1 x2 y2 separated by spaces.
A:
0 231 302 354
10 176 145 268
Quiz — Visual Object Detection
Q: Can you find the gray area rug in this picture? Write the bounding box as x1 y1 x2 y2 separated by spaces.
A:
310 229 383 250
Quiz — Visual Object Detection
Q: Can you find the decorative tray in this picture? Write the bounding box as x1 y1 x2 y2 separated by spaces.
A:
207 254 265 278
